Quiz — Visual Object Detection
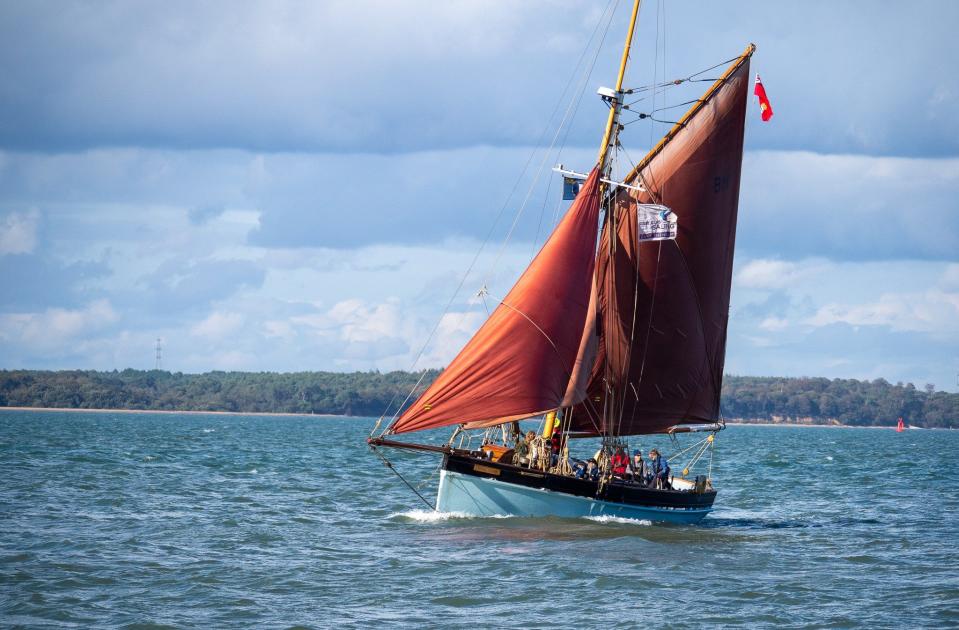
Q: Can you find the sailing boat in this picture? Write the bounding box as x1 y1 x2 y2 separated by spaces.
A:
369 1 754 524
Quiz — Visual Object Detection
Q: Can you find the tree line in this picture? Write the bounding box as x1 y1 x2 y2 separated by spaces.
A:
0 369 956 428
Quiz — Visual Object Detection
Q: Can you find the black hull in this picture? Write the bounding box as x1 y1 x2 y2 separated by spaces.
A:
442 453 716 511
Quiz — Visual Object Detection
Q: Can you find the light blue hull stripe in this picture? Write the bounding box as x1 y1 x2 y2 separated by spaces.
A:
436 470 711 524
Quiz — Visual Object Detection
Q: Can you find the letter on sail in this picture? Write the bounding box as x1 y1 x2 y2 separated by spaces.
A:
388 169 603 435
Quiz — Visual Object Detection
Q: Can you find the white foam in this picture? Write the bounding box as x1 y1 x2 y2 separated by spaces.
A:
391 509 513 522
584 515 653 526
248 468 258 474
202 428 216 433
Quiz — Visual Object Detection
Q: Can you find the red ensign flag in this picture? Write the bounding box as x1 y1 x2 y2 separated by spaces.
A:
754 74 773 121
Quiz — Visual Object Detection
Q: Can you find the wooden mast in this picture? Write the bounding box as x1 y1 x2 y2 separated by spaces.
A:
596 0 642 174
595 0 642 441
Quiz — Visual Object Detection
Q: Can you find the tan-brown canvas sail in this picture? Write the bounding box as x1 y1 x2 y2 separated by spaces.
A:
570 54 752 436
388 169 602 435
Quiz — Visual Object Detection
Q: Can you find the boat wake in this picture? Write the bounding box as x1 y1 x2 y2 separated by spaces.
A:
584 515 653 526
391 509 513 523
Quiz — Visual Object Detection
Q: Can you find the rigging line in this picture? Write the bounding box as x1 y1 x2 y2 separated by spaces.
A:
683 439 712 473
662 0 668 132
550 0 616 239
708 436 715 480
540 0 619 206
687 55 740 79
608 152 627 439
547 190 565 241
649 98 701 115
624 82 678 107
648 116 683 126
529 163 555 261
373 1 618 435
667 433 710 462
648 0 661 160
621 54 741 101
615 194 643 437
484 0 619 283
624 23 673 429
369 445 436 511
612 155 632 438
607 0 664 437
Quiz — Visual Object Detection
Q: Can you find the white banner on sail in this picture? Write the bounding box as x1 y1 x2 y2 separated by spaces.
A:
637 204 677 241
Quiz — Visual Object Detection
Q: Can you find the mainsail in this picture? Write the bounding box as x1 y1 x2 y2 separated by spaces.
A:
570 55 751 436
388 169 602 434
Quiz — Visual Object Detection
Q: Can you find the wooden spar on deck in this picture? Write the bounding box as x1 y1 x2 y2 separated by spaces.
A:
624 43 756 186
596 0 642 173
367 436 451 455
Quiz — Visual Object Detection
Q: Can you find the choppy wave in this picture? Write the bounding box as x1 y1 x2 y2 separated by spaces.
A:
584 514 653 526
390 509 514 522
2 411 957 628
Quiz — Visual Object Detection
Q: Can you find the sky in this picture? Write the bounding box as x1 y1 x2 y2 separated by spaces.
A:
0 0 957 392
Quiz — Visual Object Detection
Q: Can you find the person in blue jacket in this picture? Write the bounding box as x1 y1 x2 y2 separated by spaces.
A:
648 449 670 489
581 458 599 482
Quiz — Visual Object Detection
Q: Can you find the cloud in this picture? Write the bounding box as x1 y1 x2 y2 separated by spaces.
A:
143 259 266 316
0 253 110 311
5 146 956 259
739 152 959 261
0 299 118 349
0 208 39 254
727 321 957 392
190 311 245 339
941 264 959 291
1 1 957 157
758 316 789 332
805 290 959 337
188 204 226 225
735 259 816 290
727 258 959 391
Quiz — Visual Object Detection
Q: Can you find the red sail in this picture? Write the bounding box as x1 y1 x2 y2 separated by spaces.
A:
571 57 751 436
388 169 602 435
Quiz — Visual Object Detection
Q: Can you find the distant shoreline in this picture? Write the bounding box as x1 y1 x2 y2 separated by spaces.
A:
0 406 350 419
725 421 904 429
0 406 923 429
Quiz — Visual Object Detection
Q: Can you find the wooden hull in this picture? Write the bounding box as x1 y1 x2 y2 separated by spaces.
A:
438 453 715 524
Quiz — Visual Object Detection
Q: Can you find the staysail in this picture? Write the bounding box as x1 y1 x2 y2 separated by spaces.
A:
570 54 752 436
387 169 602 435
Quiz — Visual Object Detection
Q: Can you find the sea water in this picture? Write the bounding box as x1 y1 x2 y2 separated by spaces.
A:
1 411 957 628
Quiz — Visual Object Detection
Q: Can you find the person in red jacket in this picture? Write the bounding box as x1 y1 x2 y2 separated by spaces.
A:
610 446 629 477
549 428 562 467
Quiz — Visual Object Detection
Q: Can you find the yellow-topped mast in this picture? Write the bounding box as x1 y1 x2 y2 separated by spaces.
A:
596 0 642 174
545 0 643 445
